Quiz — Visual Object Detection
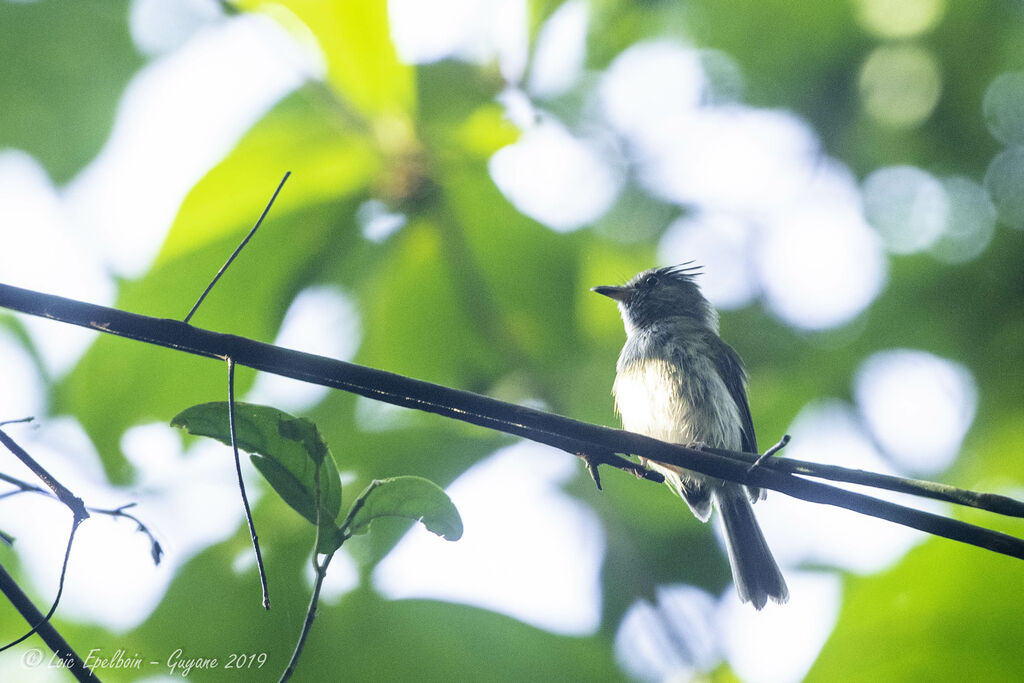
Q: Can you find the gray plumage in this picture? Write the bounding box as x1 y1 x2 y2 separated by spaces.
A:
593 264 788 609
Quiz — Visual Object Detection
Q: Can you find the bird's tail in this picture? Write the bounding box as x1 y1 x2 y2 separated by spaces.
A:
715 486 788 610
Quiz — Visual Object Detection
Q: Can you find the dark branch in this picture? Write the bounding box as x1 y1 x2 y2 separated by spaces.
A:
84 504 164 565
748 434 791 471
2 282 1023 562
0 562 95 681
227 358 271 609
710 444 1024 519
0 428 93 657
183 171 290 324
0 429 88 521
0 515 84 655
0 454 163 564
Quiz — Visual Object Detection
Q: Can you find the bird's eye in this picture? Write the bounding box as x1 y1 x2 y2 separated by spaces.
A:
642 274 658 289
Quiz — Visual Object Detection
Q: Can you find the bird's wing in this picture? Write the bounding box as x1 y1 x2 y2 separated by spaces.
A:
713 339 758 454
713 338 766 503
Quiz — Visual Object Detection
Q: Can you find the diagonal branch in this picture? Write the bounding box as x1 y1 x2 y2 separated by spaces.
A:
0 562 95 682
0 428 92 659
183 172 290 325
716 441 1024 518
0 429 88 522
2 282 1023 562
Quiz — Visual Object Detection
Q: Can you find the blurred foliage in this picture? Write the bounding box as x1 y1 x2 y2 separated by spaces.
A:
2 0 1024 681
0 0 142 184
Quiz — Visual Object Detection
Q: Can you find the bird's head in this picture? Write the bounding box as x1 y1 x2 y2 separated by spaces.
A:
592 263 717 335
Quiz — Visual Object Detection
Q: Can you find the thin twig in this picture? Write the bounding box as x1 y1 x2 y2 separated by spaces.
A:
748 434 791 471
0 429 93 655
0 516 84 654
719 443 1024 518
226 358 271 609
0 562 95 682
2 282 1023 561
86 504 164 565
0 470 47 494
0 462 163 564
280 445 328 682
183 171 290 324
280 552 332 682
0 429 88 520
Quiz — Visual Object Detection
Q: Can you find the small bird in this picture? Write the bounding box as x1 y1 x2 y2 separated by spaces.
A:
593 264 788 609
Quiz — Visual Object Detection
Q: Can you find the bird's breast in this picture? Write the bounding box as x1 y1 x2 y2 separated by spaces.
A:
612 346 743 450
613 356 696 444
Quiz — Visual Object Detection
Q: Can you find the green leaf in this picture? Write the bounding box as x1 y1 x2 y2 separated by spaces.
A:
343 476 462 542
171 402 343 550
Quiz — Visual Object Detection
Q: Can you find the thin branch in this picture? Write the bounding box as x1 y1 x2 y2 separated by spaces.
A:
85 504 164 565
0 515 84 654
0 458 163 564
0 470 47 494
0 428 92 656
2 283 1024 562
0 429 88 521
748 434 791 471
279 448 327 682
227 358 271 610
280 551 333 683
0 428 159 674
0 562 95 682
719 442 1024 519
183 171 290 324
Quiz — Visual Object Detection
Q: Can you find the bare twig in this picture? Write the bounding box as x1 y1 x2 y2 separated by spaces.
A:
2 283 1023 562
280 442 328 682
747 434 791 471
85 504 164 565
0 516 83 654
227 358 271 610
0 428 92 656
0 562 95 682
0 470 47 494
280 549 332 683
183 171 290 324
0 429 88 521
718 443 1024 518
0 476 164 565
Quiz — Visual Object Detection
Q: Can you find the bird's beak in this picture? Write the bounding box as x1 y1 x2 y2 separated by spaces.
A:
591 285 632 302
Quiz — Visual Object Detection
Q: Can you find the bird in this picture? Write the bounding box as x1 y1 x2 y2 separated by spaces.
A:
592 263 788 609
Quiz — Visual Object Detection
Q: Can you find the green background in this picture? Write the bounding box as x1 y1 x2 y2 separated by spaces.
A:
2 0 1024 681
